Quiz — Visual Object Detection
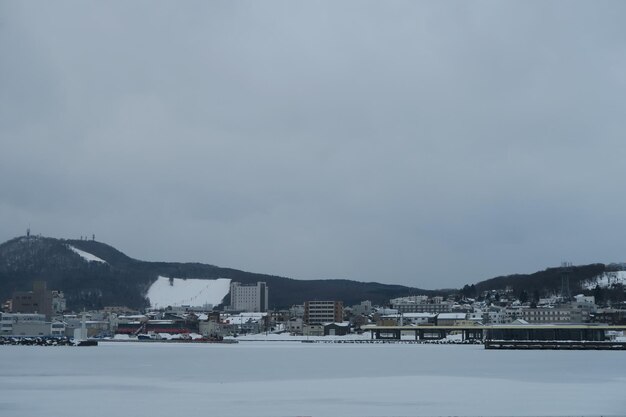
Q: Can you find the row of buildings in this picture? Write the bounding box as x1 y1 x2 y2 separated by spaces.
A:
388 293 605 324
2 279 625 339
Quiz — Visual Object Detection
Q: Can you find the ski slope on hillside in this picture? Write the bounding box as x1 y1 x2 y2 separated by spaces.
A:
146 276 231 308
67 245 106 263
583 270 626 289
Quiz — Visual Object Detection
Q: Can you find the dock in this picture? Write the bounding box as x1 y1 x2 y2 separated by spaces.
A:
485 340 626 350
361 324 626 349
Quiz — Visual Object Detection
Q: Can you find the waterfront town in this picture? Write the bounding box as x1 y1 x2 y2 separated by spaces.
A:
2 279 625 344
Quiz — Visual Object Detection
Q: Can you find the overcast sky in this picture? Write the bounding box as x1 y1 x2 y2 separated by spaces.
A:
2 1 626 289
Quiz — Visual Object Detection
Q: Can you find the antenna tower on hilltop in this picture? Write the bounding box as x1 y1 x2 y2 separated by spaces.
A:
560 261 572 301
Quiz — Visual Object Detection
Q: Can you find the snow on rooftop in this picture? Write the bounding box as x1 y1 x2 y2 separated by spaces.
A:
403 313 437 318
146 276 231 308
437 313 467 320
223 312 267 325
68 245 106 263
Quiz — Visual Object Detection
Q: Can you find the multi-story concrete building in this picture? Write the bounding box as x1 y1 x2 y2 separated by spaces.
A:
12 281 53 319
10 281 66 319
0 312 63 337
392 301 452 314
229 282 268 312
519 308 572 323
304 301 343 324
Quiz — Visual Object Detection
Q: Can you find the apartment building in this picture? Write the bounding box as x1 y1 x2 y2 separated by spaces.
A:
304 301 343 324
519 308 572 323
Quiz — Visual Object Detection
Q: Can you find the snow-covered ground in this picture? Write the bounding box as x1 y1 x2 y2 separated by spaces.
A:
231 332 372 342
67 245 106 263
146 276 231 308
583 270 626 289
1 342 624 417
231 332 465 342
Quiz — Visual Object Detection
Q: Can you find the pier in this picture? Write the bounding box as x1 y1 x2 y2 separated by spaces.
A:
484 340 626 350
362 324 626 349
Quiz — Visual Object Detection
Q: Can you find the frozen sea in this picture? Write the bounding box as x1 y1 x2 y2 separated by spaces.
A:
1 341 625 417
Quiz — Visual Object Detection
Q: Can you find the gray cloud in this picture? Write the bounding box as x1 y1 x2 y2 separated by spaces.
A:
2 1 626 289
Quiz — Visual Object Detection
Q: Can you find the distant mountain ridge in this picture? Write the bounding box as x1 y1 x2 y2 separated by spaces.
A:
466 263 626 304
1 235 622 311
474 264 607 294
0 235 438 310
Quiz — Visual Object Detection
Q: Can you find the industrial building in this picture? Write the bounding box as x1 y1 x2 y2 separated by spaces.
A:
0 312 65 337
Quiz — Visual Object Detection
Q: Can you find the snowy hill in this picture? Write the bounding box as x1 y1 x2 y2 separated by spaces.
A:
583 271 626 289
146 276 231 308
67 245 107 263
0 235 432 311
470 263 607 297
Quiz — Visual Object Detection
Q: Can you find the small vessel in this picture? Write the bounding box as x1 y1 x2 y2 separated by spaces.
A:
76 340 98 347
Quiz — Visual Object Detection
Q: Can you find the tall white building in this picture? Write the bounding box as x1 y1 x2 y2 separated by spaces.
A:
229 282 268 312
